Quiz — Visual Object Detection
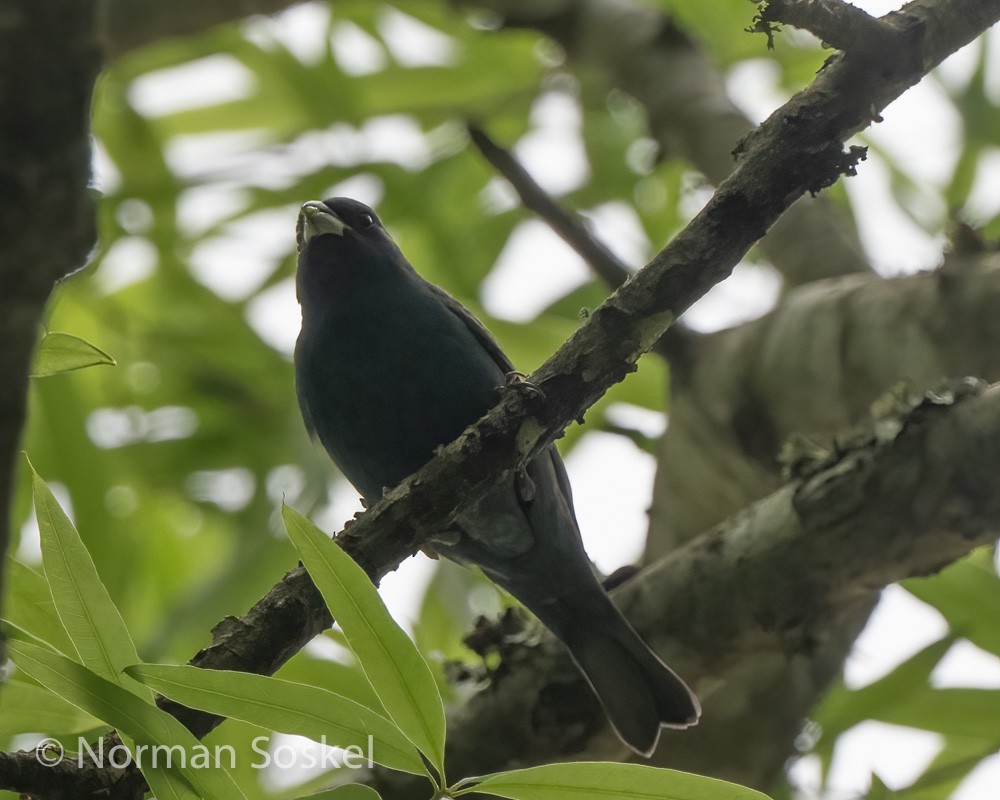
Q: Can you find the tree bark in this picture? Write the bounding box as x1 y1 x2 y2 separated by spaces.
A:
0 0 102 663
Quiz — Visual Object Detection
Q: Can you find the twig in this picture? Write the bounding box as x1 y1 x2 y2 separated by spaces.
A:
467 122 634 289
755 0 901 55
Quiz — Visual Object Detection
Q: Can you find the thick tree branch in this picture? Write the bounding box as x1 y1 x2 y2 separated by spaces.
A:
0 1 102 665
649 252 1000 555
0 750 138 800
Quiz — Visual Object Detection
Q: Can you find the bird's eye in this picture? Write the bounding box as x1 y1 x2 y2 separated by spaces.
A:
360 213 375 228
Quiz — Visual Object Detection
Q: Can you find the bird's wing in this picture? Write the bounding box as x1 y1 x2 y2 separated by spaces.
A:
293 337 317 439
426 284 516 374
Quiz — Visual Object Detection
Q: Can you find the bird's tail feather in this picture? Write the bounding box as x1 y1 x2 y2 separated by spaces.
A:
559 607 700 756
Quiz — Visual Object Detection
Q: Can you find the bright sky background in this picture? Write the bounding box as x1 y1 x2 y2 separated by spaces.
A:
70 1 1000 796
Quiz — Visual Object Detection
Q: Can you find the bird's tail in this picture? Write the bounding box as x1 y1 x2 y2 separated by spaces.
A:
555 600 700 756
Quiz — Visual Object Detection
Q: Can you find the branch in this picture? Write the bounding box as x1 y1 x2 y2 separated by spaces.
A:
755 0 899 54
0 750 138 800
466 122 633 288
0 1 102 664
650 254 1000 553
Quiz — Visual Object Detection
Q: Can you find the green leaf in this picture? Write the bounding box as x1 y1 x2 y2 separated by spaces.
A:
142 766 204 800
867 687 1000 739
127 664 425 776
463 762 772 800
8 640 248 800
901 737 1000 800
282 504 446 772
31 332 116 377
867 773 893 800
0 678 101 737
3 559 75 655
814 638 954 742
30 464 150 698
278 646 387 715
298 785 381 800
903 550 1000 657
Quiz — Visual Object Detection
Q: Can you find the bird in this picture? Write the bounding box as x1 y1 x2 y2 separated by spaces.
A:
293 196 700 756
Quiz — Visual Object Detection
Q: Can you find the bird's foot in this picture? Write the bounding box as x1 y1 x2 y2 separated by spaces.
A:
602 564 640 591
421 529 461 559
501 371 546 406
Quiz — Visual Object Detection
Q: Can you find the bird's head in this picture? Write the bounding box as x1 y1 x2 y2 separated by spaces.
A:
295 197 409 307
296 197 385 251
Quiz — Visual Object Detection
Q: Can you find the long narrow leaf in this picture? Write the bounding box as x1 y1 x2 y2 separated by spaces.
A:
463 762 772 800
143 766 203 800
128 664 425 776
904 550 1000 657
3 559 75 655
0 678 100 737
120 731 203 800
8 640 248 800
30 464 149 699
301 785 381 799
282 505 446 771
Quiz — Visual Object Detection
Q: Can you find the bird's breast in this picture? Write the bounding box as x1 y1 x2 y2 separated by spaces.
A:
296 293 504 500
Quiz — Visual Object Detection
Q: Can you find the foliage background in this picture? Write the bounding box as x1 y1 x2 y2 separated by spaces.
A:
3 1 1000 798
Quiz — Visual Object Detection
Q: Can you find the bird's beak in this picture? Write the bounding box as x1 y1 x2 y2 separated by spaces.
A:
297 201 347 249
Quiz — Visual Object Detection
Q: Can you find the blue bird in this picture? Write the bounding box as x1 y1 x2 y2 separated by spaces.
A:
293 197 700 755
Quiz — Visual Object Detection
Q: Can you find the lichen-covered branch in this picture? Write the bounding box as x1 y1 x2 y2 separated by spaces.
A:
649 252 1000 555
755 0 896 54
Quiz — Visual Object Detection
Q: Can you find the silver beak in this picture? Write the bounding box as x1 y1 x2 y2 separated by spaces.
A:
297 201 347 249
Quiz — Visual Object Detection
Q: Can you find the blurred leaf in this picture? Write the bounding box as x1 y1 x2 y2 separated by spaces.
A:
415 560 496 665
0 678 101 737
31 332 116 378
903 549 1000 657
128 664 425 776
298 785 381 800
282 504 446 773
869 688 1000 739
464 762 772 800
899 737 1000 800
812 637 953 759
867 774 894 800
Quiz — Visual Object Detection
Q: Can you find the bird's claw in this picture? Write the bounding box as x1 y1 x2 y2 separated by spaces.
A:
422 529 462 559
502 371 546 404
